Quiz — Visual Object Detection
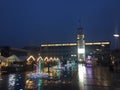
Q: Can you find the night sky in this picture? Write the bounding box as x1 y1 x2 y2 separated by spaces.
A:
0 0 120 48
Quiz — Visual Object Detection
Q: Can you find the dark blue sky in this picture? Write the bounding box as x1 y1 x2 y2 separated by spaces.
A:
0 0 120 48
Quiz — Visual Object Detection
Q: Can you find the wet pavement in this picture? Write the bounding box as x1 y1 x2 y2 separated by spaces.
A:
0 64 120 90
77 65 120 90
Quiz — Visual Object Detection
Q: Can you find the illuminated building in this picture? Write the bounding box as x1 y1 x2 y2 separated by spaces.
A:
77 25 85 63
40 42 110 64
40 43 77 62
40 24 111 65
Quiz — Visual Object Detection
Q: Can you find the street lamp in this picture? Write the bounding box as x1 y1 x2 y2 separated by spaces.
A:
113 33 120 49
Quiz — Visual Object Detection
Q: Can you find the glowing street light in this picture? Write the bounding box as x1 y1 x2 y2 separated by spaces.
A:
113 33 120 49
113 33 119 38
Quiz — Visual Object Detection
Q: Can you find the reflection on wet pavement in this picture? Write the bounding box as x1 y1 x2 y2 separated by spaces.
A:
81 65 114 90
1 64 120 90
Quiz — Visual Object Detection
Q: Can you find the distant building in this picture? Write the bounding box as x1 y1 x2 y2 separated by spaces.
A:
40 24 111 65
40 41 110 61
40 43 77 61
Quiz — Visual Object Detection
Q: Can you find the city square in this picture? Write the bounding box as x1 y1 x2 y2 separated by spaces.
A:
0 0 120 90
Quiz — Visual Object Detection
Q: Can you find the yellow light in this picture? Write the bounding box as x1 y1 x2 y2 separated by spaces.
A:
41 43 77 47
86 42 110 45
27 55 35 61
93 42 101 45
85 43 93 45
37 56 43 62
101 42 110 44
44 57 48 62
49 57 53 60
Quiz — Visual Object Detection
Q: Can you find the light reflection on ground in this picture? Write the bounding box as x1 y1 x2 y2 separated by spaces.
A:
0 64 78 90
0 64 115 90
8 74 16 90
25 65 77 90
78 64 86 90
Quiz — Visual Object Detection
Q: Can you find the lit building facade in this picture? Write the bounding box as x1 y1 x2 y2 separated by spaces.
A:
40 43 77 62
40 25 111 65
40 42 110 64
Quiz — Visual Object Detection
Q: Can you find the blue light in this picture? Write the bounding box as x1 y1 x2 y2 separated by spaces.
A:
19 89 23 90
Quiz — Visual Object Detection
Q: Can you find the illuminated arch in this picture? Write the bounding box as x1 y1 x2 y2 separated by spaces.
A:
27 55 35 61
44 57 49 62
53 57 57 62
49 57 53 62
26 55 36 65
37 56 43 62
56 58 59 61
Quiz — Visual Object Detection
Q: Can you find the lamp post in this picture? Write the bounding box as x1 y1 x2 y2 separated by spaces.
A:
113 33 120 49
